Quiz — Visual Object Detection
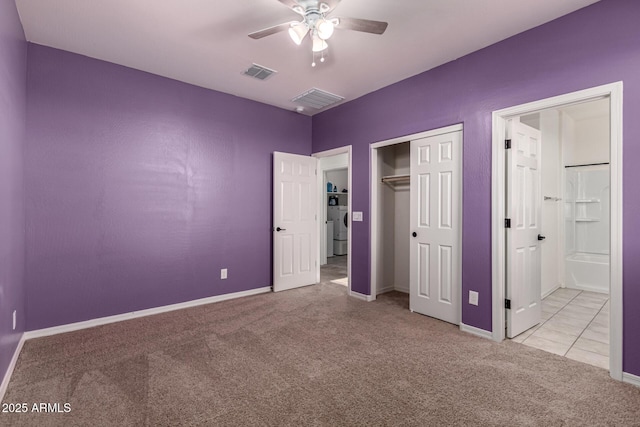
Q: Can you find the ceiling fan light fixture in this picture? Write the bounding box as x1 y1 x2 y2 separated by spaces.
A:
312 35 328 52
288 22 308 45
316 18 334 40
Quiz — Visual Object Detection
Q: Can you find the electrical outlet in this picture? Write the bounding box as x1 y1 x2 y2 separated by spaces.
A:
352 211 363 222
221 268 228 280
469 291 479 306
12 310 16 330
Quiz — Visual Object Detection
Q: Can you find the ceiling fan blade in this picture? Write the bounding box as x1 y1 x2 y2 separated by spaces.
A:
248 22 296 39
335 17 388 35
276 0 304 15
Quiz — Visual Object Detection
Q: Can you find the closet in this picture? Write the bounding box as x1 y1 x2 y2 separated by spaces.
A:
375 142 410 294
371 125 462 325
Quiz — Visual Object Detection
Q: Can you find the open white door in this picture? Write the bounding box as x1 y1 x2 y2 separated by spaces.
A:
409 130 462 325
506 120 542 338
273 152 318 292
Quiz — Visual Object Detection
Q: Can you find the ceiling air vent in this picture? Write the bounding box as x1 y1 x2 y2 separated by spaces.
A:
243 63 277 81
292 88 344 110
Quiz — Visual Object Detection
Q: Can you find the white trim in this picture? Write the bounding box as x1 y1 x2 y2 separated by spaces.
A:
24 287 271 340
376 285 395 295
370 123 463 302
0 334 26 402
348 290 375 302
460 323 493 340
623 372 640 388
541 285 561 300
491 82 624 382
313 146 352 295
370 123 463 149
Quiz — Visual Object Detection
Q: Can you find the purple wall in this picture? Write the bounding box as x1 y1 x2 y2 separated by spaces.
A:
25 44 311 330
312 0 640 375
0 0 27 382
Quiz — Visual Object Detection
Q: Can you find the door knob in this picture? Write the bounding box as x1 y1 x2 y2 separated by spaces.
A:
276 227 286 232
538 234 546 241
412 232 417 237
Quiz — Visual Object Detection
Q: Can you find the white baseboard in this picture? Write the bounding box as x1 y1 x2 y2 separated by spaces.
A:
349 290 375 302
25 287 271 340
376 285 409 295
542 284 561 299
0 334 25 403
460 322 493 340
566 284 609 295
623 372 640 388
376 285 394 295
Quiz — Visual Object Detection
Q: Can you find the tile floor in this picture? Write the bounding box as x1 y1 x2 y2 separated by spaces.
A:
320 255 348 286
511 288 610 370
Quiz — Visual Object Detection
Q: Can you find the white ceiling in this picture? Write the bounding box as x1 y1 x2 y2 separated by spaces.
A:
16 0 600 115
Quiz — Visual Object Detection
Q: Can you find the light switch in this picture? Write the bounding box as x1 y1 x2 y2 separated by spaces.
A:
469 291 479 306
352 211 363 222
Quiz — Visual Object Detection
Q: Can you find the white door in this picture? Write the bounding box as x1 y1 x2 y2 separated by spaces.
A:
409 130 462 324
273 152 318 292
506 120 542 338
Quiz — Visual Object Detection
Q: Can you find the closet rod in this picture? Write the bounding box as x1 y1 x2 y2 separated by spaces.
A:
381 174 410 183
565 162 609 168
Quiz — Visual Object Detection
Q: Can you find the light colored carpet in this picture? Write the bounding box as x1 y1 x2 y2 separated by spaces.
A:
2 282 639 426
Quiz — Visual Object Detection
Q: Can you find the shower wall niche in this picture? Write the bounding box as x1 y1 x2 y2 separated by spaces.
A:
564 164 609 293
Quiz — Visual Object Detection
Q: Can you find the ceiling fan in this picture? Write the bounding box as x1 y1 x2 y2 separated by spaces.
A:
249 0 388 66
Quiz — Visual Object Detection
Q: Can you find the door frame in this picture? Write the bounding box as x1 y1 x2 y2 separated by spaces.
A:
313 146 352 294
371 123 463 301
491 82 623 381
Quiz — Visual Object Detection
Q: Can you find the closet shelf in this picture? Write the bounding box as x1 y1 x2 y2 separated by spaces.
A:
381 174 410 183
327 192 348 195
575 218 600 222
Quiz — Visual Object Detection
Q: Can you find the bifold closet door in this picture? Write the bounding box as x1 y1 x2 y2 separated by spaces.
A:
409 130 461 325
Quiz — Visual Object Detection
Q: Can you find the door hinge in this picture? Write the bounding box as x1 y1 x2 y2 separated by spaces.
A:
505 218 511 228
505 139 512 149
505 299 511 310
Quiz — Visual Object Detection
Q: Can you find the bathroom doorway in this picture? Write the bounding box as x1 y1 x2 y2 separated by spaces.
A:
491 83 623 381
511 99 611 370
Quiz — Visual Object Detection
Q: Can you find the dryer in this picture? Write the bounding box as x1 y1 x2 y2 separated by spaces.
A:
328 206 348 240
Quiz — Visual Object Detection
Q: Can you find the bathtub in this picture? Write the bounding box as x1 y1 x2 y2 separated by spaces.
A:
565 253 609 294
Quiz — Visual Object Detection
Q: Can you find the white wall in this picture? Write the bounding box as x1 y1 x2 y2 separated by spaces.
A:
326 169 348 193
375 142 411 294
319 153 348 170
379 146 396 293
539 111 563 297
562 112 609 166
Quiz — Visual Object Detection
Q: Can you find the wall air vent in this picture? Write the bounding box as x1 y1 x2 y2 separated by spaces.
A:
292 88 344 110
242 63 277 81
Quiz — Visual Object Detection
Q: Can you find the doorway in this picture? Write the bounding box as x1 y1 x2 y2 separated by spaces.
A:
491 82 623 381
314 146 352 294
371 124 462 325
